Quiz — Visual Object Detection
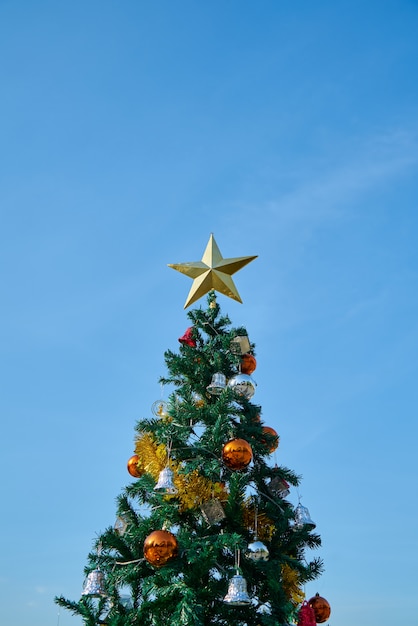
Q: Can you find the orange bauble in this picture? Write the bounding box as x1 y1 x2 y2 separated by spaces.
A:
308 593 331 623
261 426 280 452
143 530 178 567
222 438 253 470
127 454 143 478
241 353 257 375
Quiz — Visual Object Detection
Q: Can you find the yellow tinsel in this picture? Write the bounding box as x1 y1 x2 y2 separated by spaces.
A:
281 563 305 605
134 432 168 477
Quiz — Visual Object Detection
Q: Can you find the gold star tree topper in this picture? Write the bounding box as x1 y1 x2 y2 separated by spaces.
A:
168 234 257 308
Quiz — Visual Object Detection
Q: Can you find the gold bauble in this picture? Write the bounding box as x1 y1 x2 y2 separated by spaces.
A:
241 353 257 374
261 426 280 452
127 454 143 478
143 530 178 567
308 593 331 623
222 438 253 470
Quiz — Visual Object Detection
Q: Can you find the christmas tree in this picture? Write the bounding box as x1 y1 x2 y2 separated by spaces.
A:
56 235 328 626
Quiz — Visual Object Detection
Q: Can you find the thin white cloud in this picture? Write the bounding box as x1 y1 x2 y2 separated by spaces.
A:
267 127 418 221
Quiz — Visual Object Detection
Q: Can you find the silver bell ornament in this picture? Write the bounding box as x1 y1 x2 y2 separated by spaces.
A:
223 572 252 605
81 568 106 597
294 502 316 530
245 538 269 562
154 467 177 494
207 372 227 395
227 373 256 399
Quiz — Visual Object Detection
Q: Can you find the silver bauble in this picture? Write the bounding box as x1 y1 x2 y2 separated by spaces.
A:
245 539 269 561
227 373 256 399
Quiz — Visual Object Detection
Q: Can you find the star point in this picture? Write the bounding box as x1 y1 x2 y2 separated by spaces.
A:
168 234 257 308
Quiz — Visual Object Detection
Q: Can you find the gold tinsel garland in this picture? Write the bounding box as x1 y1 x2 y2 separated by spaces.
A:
134 433 226 511
281 563 305 605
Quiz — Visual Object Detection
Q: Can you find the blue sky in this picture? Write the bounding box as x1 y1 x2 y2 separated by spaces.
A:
1 1 417 624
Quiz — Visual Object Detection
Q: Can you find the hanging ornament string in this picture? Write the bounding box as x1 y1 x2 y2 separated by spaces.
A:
235 546 241 573
95 539 103 562
166 439 173 464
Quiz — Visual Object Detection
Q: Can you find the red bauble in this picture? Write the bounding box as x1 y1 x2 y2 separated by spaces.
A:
143 530 178 567
127 454 143 478
308 593 331 623
261 426 280 452
178 327 196 347
298 601 316 626
222 438 253 470
240 353 257 374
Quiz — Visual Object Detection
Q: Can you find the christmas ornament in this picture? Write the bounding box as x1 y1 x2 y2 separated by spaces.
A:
230 335 251 355
114 515 129 536
228 373 256 399
298 600 316 626
261 426 279 452
240 353 256 374
193 392 205 407
268 464 290 497
154 467 177 494
222 438 253 470
245 539 269 561
200 498 226 525
168 233 257 308
223 573 252 605
206 372 227 395
81 569 106 597
127 454 143 478
269 476 290 498
143 530 178 567
178 327 196 347
294 503 316 530
151 400 169 419
246 507 269 561
308 593 331 623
